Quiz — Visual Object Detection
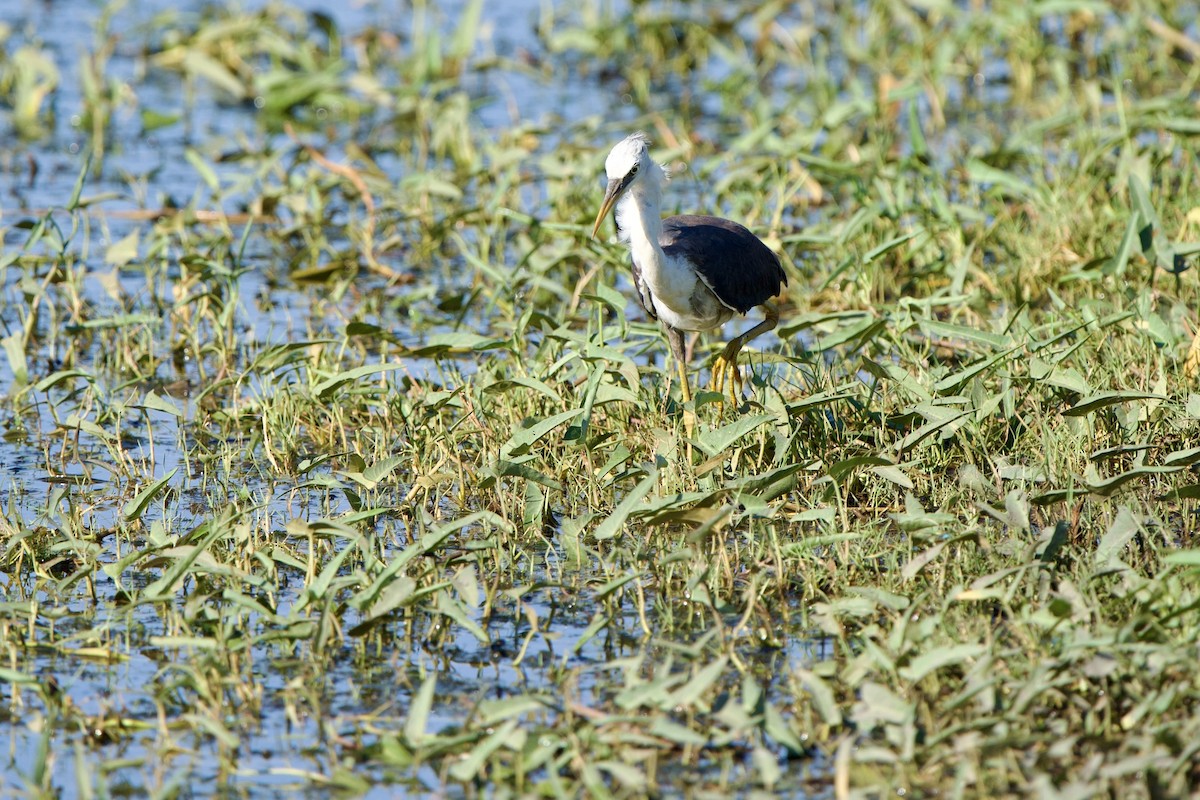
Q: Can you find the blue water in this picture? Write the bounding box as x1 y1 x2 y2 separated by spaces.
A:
0 1 839 795
8 0 1165 793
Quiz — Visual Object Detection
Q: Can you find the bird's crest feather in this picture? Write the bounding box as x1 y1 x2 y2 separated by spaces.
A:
611 132 671 181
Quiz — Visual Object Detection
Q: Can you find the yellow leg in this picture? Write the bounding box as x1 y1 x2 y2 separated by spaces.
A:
677 355 695 439
664 325 696 440
711 301 780 404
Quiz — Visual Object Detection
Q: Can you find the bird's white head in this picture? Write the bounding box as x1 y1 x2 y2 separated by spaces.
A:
604 132 652 183
591 132 667 238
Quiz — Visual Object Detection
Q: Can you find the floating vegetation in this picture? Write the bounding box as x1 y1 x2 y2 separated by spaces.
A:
2 0 1200 796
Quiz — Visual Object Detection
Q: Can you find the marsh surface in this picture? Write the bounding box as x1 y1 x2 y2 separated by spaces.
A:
3 1 1200 797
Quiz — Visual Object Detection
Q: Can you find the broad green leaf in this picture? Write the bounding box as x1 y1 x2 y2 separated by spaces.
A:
591 468 657 540
907 99 927 158
726 462 806 493
932 347 1020 394
295 540 357 612
140 107 180 132
828 455 894 482
141 520 225 601
447 719 520 782
814 314 886 352
1064 391 1169 416
494 459 563 491
105 229 139 267
786 388 857 416
501 409 582 457
1106 209 1140 275
864 230 919 263
184 147 220 192
582 282 629 315
33 369 93 392
0 668 37 685
565 359 605 443
402 331 504 357
1163 446 1200 467
781 533 862 556
968 159 1036 199
1161 483 1200 501
860 356 931 400
595 760 647 791
346 321 399 342
899 644 987 682
363 455 406 484
1038 520 1070 563
1160 117 1200 134
648 718 707 746
666 656 728 709
449 0 484 61
571 610 611 654
1095 507 1140 566
349 511 507 611
123 468 178 522
147 636 219 650
871 464 914 488
764 701 807 755
404 673 437 746
902 540 945 579
852 681 913 727
183 714 239 749
1164 550 1200 566
848 586 910 611
181 50 245 97
694 413 774 456
477 695 548 726
1088 466 1181 496
1029 357 1092 395
895 408 973 454
138 390 182 418
1129 174 1157 246
752 744 782 789
400 172 463 201
71 313 160 330
796 671 844 724
356 576 416 625
67 153 92 210
314 363 406 400
2 333 28 385
436 590 488 644
917 318 1011 349
483 376 564 403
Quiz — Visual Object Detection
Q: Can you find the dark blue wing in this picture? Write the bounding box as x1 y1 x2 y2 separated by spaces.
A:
660 215 786 314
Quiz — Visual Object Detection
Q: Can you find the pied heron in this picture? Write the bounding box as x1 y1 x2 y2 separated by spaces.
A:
591 133 787 406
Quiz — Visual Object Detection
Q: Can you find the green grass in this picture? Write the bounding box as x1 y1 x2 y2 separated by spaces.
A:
3 0 1200 797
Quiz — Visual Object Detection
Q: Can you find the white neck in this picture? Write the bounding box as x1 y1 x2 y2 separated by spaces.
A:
616 167 666 279
613 165 698 320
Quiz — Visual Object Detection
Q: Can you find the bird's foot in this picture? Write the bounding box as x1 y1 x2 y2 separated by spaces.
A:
710 353 744 406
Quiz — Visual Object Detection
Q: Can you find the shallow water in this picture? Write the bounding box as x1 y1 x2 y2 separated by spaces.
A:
8 0 1181 794
0 2 840 794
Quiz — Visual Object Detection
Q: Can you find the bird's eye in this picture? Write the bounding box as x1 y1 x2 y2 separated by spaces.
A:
629 163 639 174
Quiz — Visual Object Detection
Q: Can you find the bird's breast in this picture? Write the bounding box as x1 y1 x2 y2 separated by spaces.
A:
652 282 734 332
628 224 736 332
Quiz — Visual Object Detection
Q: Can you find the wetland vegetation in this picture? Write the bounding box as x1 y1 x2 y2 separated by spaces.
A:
3 0 1200 796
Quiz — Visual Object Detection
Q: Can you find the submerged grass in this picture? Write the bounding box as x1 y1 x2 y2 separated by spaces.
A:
3 0 1200 796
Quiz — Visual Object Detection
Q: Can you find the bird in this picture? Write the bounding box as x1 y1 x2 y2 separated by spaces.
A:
590 132 787 408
